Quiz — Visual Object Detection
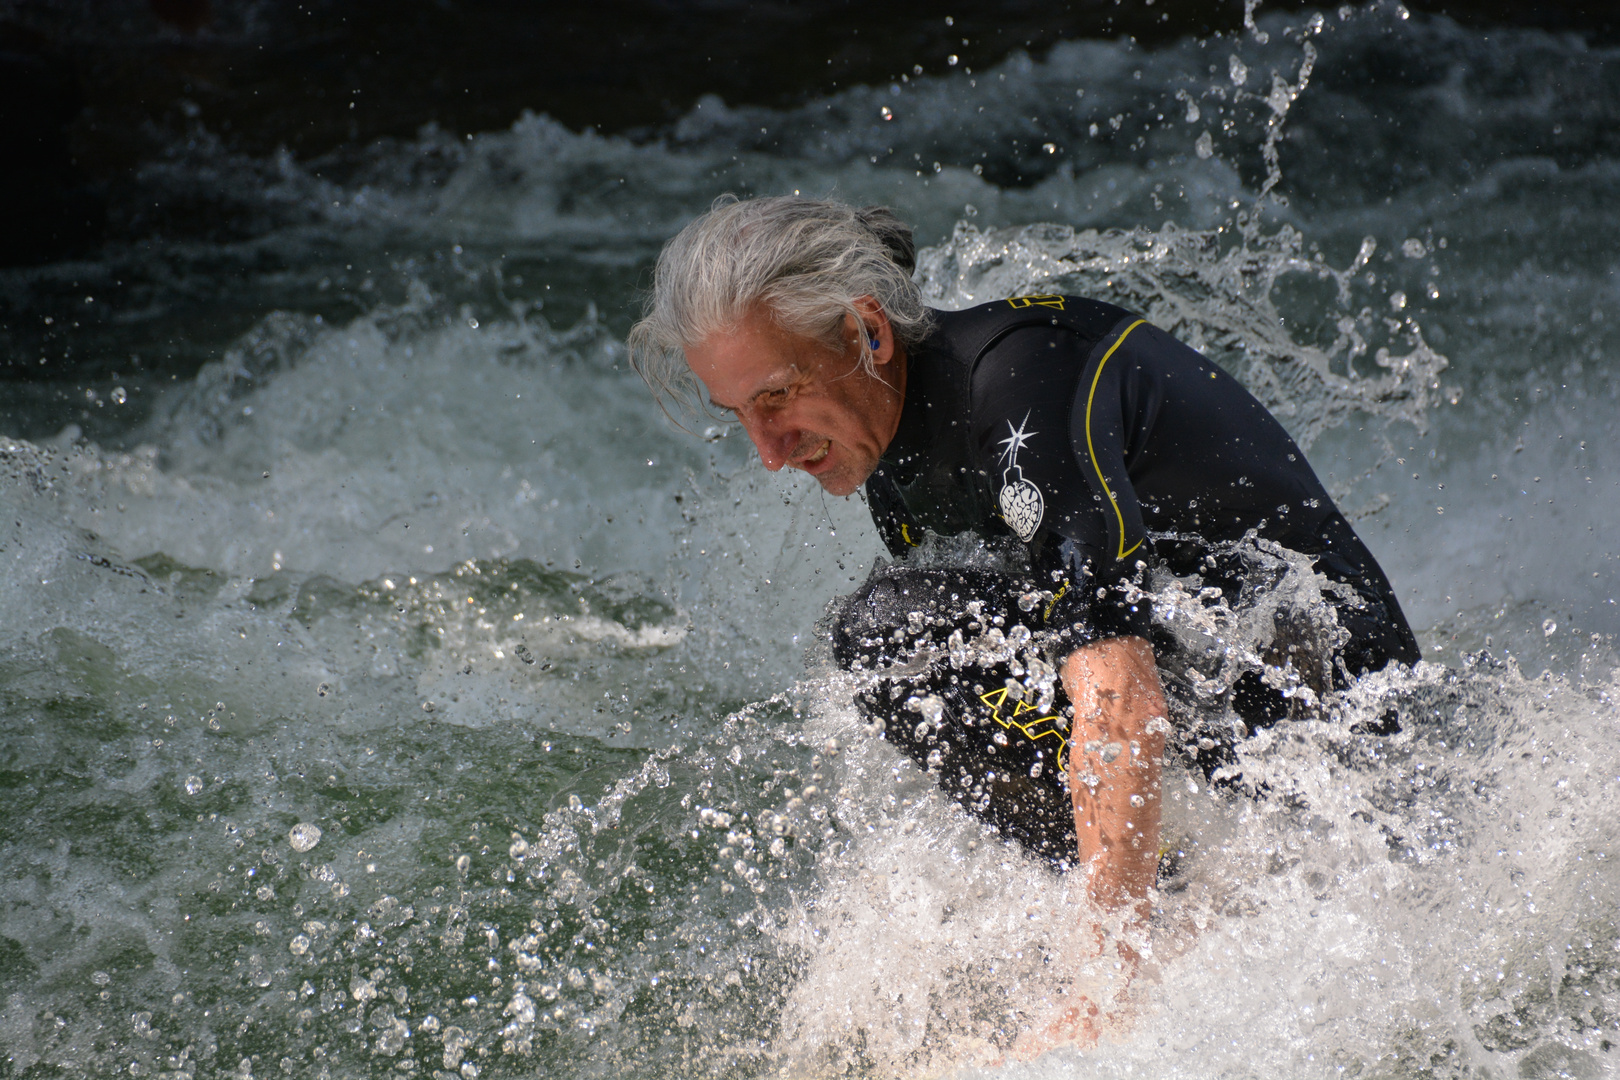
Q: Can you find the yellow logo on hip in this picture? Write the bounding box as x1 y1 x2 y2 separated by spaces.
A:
978 685 1068 758
1007 294 1066 310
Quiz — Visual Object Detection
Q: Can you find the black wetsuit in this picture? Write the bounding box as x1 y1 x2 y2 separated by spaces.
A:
832 295 1420 863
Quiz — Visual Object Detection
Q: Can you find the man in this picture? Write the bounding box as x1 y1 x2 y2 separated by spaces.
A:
628 195 1419 940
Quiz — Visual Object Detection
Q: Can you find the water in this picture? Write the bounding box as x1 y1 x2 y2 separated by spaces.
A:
3 4 1620 1077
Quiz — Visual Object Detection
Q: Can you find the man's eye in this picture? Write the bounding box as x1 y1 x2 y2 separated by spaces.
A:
762 388 791 404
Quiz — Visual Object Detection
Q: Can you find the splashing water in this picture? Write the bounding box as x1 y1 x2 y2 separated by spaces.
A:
4 4 1620 1078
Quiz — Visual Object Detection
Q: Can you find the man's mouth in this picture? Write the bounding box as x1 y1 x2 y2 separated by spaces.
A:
800 440 831 466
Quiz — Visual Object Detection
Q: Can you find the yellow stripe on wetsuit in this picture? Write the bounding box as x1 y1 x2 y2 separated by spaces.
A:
1083 319 1148 562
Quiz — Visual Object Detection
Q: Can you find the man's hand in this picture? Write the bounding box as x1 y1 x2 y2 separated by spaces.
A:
1064 634 1167 916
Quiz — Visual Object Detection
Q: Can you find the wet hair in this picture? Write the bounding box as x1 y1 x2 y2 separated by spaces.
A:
627 194 935 419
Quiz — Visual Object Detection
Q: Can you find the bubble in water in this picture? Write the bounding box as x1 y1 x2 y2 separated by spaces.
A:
505 991 535 1023
91 970 110 986
183 775 203 795
508 834 529 858
1195 130 1215 159
1228 54 1249 85
1544 618 1559 637
289 934 311 956
110 386 127 405
288 823 322 852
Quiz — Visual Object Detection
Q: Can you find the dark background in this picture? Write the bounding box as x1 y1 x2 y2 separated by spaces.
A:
3 0 1615 268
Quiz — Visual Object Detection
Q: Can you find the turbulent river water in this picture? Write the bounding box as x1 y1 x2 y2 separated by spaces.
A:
3 4 1620 1078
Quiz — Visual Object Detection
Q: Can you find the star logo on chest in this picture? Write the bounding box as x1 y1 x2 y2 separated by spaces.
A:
996 414 1038 467
996 413 1045 542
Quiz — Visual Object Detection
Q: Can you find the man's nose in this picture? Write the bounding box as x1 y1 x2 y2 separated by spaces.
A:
740 414 796 472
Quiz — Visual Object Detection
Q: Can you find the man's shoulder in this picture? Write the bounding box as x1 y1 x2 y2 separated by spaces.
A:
926 295 1139 364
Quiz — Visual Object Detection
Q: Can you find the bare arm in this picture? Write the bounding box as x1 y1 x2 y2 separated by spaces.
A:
1063 634 1167 919
1008 635 1168 1060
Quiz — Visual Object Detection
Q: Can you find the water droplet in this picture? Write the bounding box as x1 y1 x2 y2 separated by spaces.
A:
288 823 322 853
880 106 894 121
289 934 311 956
184 775 204 795
1129 794 1146 807
455 854 471 875
1195 131 1215 159
1544 619 1558 637
505 992 536 1023
110 386 127 405
1228 54 1249 86
92 970 111 986
1390 292 1408 311
508 834 529 859
567 794 583 812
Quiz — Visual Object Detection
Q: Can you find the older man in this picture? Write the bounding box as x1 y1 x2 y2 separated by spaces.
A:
629 195 1419 928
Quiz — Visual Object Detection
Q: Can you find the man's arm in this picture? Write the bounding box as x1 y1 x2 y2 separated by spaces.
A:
1063 635 1167 917
1009 635 1167 1060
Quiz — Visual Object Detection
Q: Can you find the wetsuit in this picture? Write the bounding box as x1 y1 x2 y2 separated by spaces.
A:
832 295 1420 863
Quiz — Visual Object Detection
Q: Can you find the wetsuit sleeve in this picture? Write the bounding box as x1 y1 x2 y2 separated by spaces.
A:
971 323 1153 647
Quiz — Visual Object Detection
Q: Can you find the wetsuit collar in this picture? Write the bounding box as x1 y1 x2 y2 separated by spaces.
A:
881 335 955 486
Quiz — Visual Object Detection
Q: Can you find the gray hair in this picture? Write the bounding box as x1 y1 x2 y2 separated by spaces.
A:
628 195 935 418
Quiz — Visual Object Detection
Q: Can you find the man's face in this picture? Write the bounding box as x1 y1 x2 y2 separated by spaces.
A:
686 303 904 498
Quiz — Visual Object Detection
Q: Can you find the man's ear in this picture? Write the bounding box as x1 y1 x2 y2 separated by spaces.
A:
851 295 896 364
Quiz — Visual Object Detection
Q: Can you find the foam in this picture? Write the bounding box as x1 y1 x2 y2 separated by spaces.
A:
4 4 1620 1077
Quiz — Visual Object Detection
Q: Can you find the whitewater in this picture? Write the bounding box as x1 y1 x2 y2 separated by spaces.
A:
2 4 1619 1077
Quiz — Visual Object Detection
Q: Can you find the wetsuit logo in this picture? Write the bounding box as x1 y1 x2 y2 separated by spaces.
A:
996 413 1044 542
1007 294 1066 310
